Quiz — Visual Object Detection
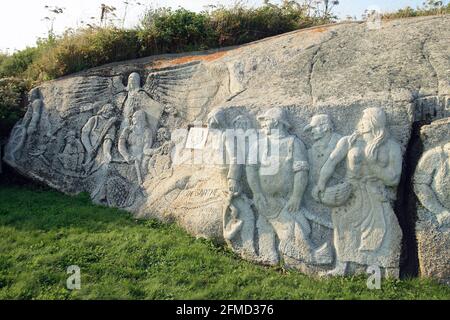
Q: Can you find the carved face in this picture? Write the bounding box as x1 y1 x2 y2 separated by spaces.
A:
260 117 278 135
357 112 373 134
310 121 330 141
357 108 387 136
233 116 250 130
128 73 141 91
66 131 76 142
207 109 226 129
100 104 115 118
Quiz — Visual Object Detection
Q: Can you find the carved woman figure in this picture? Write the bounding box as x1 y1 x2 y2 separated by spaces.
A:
314 107 403 277
5 89 43 162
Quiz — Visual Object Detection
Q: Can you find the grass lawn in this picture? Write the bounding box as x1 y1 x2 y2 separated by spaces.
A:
0 184 449 300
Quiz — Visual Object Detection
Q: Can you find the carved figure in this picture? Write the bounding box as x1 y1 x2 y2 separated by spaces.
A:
223 114 258 259
118 110 154 184
246 107 332 265
5 89 43 162
121 72 163 136
315 107 403 276
414 142 450 227
81 103 117 172
121 72 142 129
304 114 342 186
57 130 85 173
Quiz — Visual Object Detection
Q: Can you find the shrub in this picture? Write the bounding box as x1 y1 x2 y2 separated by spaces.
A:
210 2 311 47
0 78 28 139
0 48 39 78
26 28 140 81
382 3 450 20
139 8 217 55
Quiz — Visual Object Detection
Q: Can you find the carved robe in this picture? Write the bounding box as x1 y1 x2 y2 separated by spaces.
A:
332 137 402 268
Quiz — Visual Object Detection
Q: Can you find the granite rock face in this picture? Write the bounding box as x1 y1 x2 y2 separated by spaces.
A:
4 16 450 280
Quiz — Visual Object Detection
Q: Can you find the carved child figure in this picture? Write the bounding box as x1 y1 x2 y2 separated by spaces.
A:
223 115 258 260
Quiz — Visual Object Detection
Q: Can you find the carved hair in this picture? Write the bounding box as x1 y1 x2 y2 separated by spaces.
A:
207 108 227 129
363 107 388 161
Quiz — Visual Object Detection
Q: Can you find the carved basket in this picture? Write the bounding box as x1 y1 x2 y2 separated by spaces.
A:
320 182 353 207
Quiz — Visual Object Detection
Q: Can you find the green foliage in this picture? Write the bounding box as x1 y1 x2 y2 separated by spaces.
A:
0 78 27 139
139 8 217 54
0 48 39 78
0 185 449 300
0 2 334 84
382 2 450 19
26 28 140 82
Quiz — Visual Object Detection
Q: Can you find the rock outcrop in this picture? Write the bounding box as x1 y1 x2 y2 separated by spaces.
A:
3 16 450 281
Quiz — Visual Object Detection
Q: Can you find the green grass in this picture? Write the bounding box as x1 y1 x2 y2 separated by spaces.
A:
0 185 448 300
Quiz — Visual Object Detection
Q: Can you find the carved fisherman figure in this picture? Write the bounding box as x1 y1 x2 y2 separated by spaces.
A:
118 110 154 185
246 107 332 265
315 107 403 277
304 114 342 186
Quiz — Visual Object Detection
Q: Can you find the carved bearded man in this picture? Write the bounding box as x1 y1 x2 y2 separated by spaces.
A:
246 107 331 265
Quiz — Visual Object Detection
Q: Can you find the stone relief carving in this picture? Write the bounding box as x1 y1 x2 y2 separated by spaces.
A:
57 130 85 174
314 107 403 277
1 61 429 281
246 108 332 266
304 114 342 189
4 88 43 163
81 104 117 171
413 118 450 285
118 110 154 185
414 143 450 227
223 114 258 260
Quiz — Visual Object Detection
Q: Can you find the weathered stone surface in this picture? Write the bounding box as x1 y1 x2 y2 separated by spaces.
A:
3 16 450 280
414 118 450 285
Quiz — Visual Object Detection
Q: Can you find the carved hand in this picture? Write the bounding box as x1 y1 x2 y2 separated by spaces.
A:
312 184 325 202
228 179 241 196
254 194 268 211
286 196 301 213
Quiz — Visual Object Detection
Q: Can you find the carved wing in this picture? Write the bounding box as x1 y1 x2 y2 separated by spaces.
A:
144 61 233 122
61 76 117 118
